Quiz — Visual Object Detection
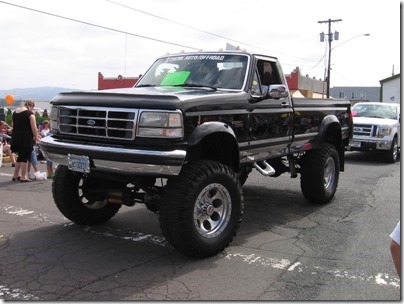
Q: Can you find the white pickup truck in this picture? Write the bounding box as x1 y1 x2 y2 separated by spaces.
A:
351 102 400 163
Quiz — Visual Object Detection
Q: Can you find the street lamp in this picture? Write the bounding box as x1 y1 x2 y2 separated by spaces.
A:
327 33 370 98
319 30 370 98
332 33 370 51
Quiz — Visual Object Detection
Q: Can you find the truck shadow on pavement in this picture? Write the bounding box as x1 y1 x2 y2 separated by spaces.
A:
233 184 325 249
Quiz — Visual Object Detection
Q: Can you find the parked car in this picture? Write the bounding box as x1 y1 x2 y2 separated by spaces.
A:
351 102 400 163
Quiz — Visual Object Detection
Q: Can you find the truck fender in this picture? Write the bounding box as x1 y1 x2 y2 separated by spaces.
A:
316 115 342 145
187 122 240 170
314 115 345 171
188 121 237 146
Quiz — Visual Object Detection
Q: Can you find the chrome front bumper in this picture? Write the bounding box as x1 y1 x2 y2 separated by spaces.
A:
39 136 186 176
351 137 393 151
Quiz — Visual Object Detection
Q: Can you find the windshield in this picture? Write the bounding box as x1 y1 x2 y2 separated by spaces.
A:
136 54 249 90
352 104 398 120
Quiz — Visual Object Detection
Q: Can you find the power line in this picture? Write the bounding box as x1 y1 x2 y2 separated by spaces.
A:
106 0 247 45
0 0 325 71
0 0 199 50
105 0 317 62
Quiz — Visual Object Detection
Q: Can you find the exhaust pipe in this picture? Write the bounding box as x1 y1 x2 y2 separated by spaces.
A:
107 190 145 207
254 160 276 176
107 192 123 204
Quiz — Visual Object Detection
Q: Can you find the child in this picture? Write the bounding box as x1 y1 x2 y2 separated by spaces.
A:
39 120 54 178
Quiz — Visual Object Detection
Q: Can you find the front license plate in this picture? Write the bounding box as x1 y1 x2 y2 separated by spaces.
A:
68 154 90 173
351 141 361 148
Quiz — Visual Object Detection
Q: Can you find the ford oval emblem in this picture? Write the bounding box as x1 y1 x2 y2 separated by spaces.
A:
87 119 96 126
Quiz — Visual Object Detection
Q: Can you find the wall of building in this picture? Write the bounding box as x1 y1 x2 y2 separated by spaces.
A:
330 86 380 102
380 74 400 104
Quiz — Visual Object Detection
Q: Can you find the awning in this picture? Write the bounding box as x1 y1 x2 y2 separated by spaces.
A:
290 90 305 98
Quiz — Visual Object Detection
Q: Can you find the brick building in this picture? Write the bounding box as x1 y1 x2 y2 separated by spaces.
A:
285 67 326 98
98 72 139 90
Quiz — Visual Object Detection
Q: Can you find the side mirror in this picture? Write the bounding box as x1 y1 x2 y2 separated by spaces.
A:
268 85 289 99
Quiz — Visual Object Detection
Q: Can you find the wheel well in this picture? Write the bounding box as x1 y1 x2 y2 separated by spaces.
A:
323 122 342 147
322 122 344 171
186 132 239 171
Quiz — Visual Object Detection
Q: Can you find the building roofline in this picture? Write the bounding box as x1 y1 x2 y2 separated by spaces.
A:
379 73 401 84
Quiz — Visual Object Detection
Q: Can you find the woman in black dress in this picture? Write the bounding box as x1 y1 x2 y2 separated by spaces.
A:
11 100 38 182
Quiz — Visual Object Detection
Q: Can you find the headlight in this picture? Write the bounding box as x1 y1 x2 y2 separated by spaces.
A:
137 111 183 138
49 106 59 132
377 126 391 138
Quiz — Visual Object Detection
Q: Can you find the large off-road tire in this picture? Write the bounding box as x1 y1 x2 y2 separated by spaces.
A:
159 160 244 258
52 165 121 225
300 143 340 204
385 137 399 163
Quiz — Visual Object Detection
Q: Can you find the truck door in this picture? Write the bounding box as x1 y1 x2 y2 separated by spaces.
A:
247 58 293 161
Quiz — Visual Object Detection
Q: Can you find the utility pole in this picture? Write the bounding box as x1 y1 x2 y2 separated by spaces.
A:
318 18 342 98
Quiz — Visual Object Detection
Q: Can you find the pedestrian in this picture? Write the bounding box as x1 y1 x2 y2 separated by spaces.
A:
390 221 400 278
39 120 54 178
0 120 16 166
10 100 38 182
27 135 47 181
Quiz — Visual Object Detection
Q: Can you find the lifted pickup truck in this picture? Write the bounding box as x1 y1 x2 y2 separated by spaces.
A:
350 102 400 163
40 51 353 258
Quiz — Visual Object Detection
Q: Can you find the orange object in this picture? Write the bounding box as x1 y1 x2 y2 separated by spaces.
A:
5 94 14 105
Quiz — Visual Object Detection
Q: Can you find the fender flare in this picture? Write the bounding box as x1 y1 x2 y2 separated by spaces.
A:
188 121 237 146
315 115 342 145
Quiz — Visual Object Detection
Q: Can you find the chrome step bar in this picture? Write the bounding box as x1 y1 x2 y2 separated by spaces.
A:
254 160 276 176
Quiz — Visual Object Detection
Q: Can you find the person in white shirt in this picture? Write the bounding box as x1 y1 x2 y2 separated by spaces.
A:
390 221 400 278
39 120 54 178
40 120 51 137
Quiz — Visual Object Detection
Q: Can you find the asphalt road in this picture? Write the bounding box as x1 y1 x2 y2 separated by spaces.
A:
0 151 401 301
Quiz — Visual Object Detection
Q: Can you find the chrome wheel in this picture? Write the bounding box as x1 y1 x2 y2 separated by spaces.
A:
194 183 232 238
392 141 398 161
324 157 336 191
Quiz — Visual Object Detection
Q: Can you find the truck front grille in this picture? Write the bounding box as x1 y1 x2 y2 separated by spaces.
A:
353 124 376 137
57 106 138 140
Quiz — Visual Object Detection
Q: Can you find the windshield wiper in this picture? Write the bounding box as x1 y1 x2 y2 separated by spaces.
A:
171 84 217 91
136 84 156 87
367 115 387 119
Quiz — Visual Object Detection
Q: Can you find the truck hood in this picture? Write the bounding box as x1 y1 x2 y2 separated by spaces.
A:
353 116 399 127
50 86 247 111
100 86 233 99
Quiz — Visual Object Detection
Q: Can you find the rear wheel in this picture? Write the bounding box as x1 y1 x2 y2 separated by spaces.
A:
159 160 243 258
300 144 339 204
52 165 121 225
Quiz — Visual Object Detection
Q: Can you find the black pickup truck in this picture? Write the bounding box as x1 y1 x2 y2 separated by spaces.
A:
40 51 353 258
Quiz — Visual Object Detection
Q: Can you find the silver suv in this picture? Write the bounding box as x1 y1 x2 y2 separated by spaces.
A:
351 102 400 163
